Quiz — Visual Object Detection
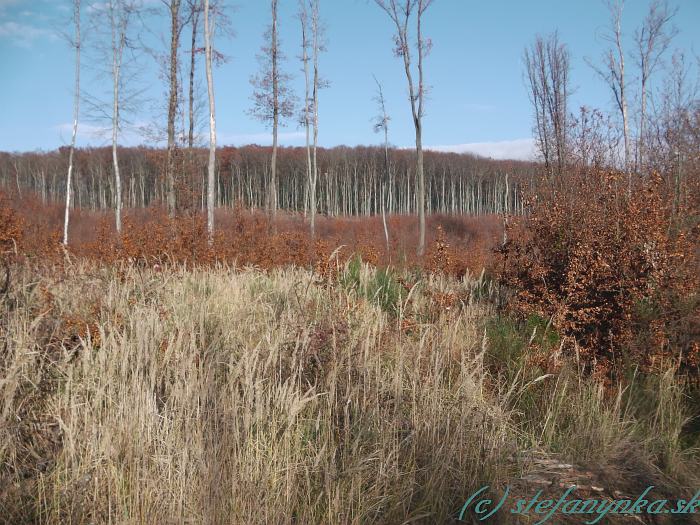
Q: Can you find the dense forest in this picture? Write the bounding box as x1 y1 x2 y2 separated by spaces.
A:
0 146 532 217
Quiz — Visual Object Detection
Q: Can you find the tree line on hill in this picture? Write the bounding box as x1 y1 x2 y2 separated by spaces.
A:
0 146 532 218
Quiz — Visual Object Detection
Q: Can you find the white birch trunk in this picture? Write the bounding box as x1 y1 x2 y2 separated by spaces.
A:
310 0 320 239
300 1 312 224
64 0 81 246
204 0 216 243
110 0 124 234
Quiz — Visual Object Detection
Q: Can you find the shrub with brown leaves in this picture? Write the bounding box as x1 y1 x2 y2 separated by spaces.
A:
498 170 699 378
0 193 23 258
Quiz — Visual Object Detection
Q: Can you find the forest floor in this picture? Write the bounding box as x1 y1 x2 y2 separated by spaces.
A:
1 258 699 524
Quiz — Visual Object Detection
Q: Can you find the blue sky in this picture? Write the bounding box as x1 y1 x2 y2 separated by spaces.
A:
0 0 698 158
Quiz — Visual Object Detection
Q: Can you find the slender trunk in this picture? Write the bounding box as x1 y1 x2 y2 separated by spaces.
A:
166 0 181 215
382 0 428 255
639 77 647 172
613 9 631 191
300 3 312 225
188 4 199 149
204 0 216 242
310 0 320 239
187 2 199 213
415 1 426 256
502 173 509 245
110 1 124 234
13 161 21 198
64 0 80 246
416 128 425 254
112 119 122 233
381 118 390 251
270 0 279 225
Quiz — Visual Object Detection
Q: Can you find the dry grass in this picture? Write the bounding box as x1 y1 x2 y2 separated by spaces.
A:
1 261 698 524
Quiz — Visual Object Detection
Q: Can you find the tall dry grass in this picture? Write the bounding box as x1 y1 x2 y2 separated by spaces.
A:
1 261 698 524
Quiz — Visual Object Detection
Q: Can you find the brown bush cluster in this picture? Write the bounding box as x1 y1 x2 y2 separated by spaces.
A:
424 225 476 277
0 190 499 276
0 193 22 259
498 170 699 379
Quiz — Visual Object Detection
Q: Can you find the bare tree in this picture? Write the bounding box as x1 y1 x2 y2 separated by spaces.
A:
298 0 312 221
569 105 623 169
525 38 552 173
184 0 231 150
204 0 216 242
108 0 140 233
249 0 296 224
634 0 677 172
524 32 570 179
64 0 81 246
372 75 391 252
186 0 202 149
588 0 631 188
164 0 184 215
374 0 433 256
309 0 325 238
647 51 699 213
85 0 142 233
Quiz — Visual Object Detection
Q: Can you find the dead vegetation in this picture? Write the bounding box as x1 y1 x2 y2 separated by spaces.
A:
498 169 699 382
0 189 498 275
0 172 698 523
0 258 698 524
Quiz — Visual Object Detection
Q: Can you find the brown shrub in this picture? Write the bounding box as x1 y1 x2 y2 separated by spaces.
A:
0 192 23 258
0 188 499 276
498 170 699 378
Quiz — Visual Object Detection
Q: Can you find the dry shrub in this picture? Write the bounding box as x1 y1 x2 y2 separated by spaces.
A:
0 191 64 262
0 192 23 258
425 225 470 277
499 170 699 378
0 187 501 276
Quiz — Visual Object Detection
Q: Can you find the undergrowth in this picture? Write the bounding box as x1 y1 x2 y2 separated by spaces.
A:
0 261 698 524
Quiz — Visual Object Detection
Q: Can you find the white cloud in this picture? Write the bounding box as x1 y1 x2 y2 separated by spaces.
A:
427 138 536 161
0 20 53 48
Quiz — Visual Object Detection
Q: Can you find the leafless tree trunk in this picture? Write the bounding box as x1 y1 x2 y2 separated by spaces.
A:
375 0 433 256
185 0 201 214
204 0 216 242
270 0 279 223
309 0 322 239
546 36 569 176
249 0 295 227
524 32 570 179
613 1 630 181
299 1 313 225
165 0 182 215
525 38 552 174
64 0 81 246
373 75 391 252
588 1 631 191
187 1 200 149
634 0 677 173
108 0 129 233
